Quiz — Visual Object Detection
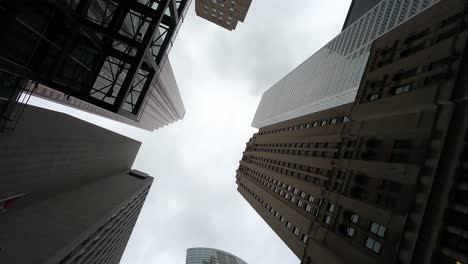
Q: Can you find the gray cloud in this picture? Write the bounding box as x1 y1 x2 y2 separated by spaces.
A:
32 0 352 263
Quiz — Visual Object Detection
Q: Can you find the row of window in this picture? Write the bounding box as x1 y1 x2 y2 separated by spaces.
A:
242 168 323 218
238 183 309 244
258 116 350 136
59 188 149 264
247 157 330 188
255 142 341 150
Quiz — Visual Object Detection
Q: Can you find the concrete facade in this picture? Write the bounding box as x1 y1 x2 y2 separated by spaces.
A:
252 0 439 128
195 0 252 30
237 1 468 263
0 106 153 264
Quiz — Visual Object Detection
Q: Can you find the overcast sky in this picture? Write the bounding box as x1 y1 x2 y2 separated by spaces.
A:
32 0 351 263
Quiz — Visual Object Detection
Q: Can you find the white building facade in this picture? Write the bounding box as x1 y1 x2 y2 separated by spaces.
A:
252 0 439 128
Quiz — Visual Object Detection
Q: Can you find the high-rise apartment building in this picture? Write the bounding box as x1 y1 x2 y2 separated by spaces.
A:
186 247 248 264
0 105 152 263
0 0 190 131
195 0 252 31
237 0 468 263
252 0 439 128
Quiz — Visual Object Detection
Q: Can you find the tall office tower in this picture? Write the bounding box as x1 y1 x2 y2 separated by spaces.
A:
0 105 153 264
251 0 439 128
342 0 384 30
195 0 252 31
186 247 248 264
236 0 468 263
0 0 190 131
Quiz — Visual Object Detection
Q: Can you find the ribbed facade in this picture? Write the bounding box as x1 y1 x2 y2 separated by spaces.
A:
252 0 439 128
238 1 468 263
0 105 153 264
186 248 248 264
342 0 384 30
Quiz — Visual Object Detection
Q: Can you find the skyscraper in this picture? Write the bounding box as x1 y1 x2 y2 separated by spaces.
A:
186 247 248 264
236 0 468 263
0 0 190 131
252 0 439 128
342 0 383 30
195 0 252 31
0 105 152 263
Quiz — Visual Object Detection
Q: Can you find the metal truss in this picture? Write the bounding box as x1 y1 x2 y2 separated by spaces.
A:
0 0 190 118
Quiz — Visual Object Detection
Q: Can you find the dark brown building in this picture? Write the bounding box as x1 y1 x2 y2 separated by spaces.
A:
236 0 468 263
0 106 152 264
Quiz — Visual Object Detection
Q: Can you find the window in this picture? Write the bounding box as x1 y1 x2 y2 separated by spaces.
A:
212 8 216 12
331 118 338 125
368 93 380 101
275 212 279 217
287 186 292 191
229 7 234 11
219 12 224 16
346 227 355 237
326 203 336 213
294 188 300 195
321 120 327 126
351 214 359 224
286 221 292 229
365 237 381 254
394 84 411 95
291 197 296 203
293 227 300 236
220 3 225 7
228 16 232 20
309 196 315 203
301 234 309 243
370 222 386 237
300 192 307 199
306 204 312 212
285 193 290 199
323 215 332 225
212 0 217 2
298 200 303 207
280 216 285 222
231 0 236 4
342 116 350 123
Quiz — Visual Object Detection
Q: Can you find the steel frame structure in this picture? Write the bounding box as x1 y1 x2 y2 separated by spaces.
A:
0 0 189 118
